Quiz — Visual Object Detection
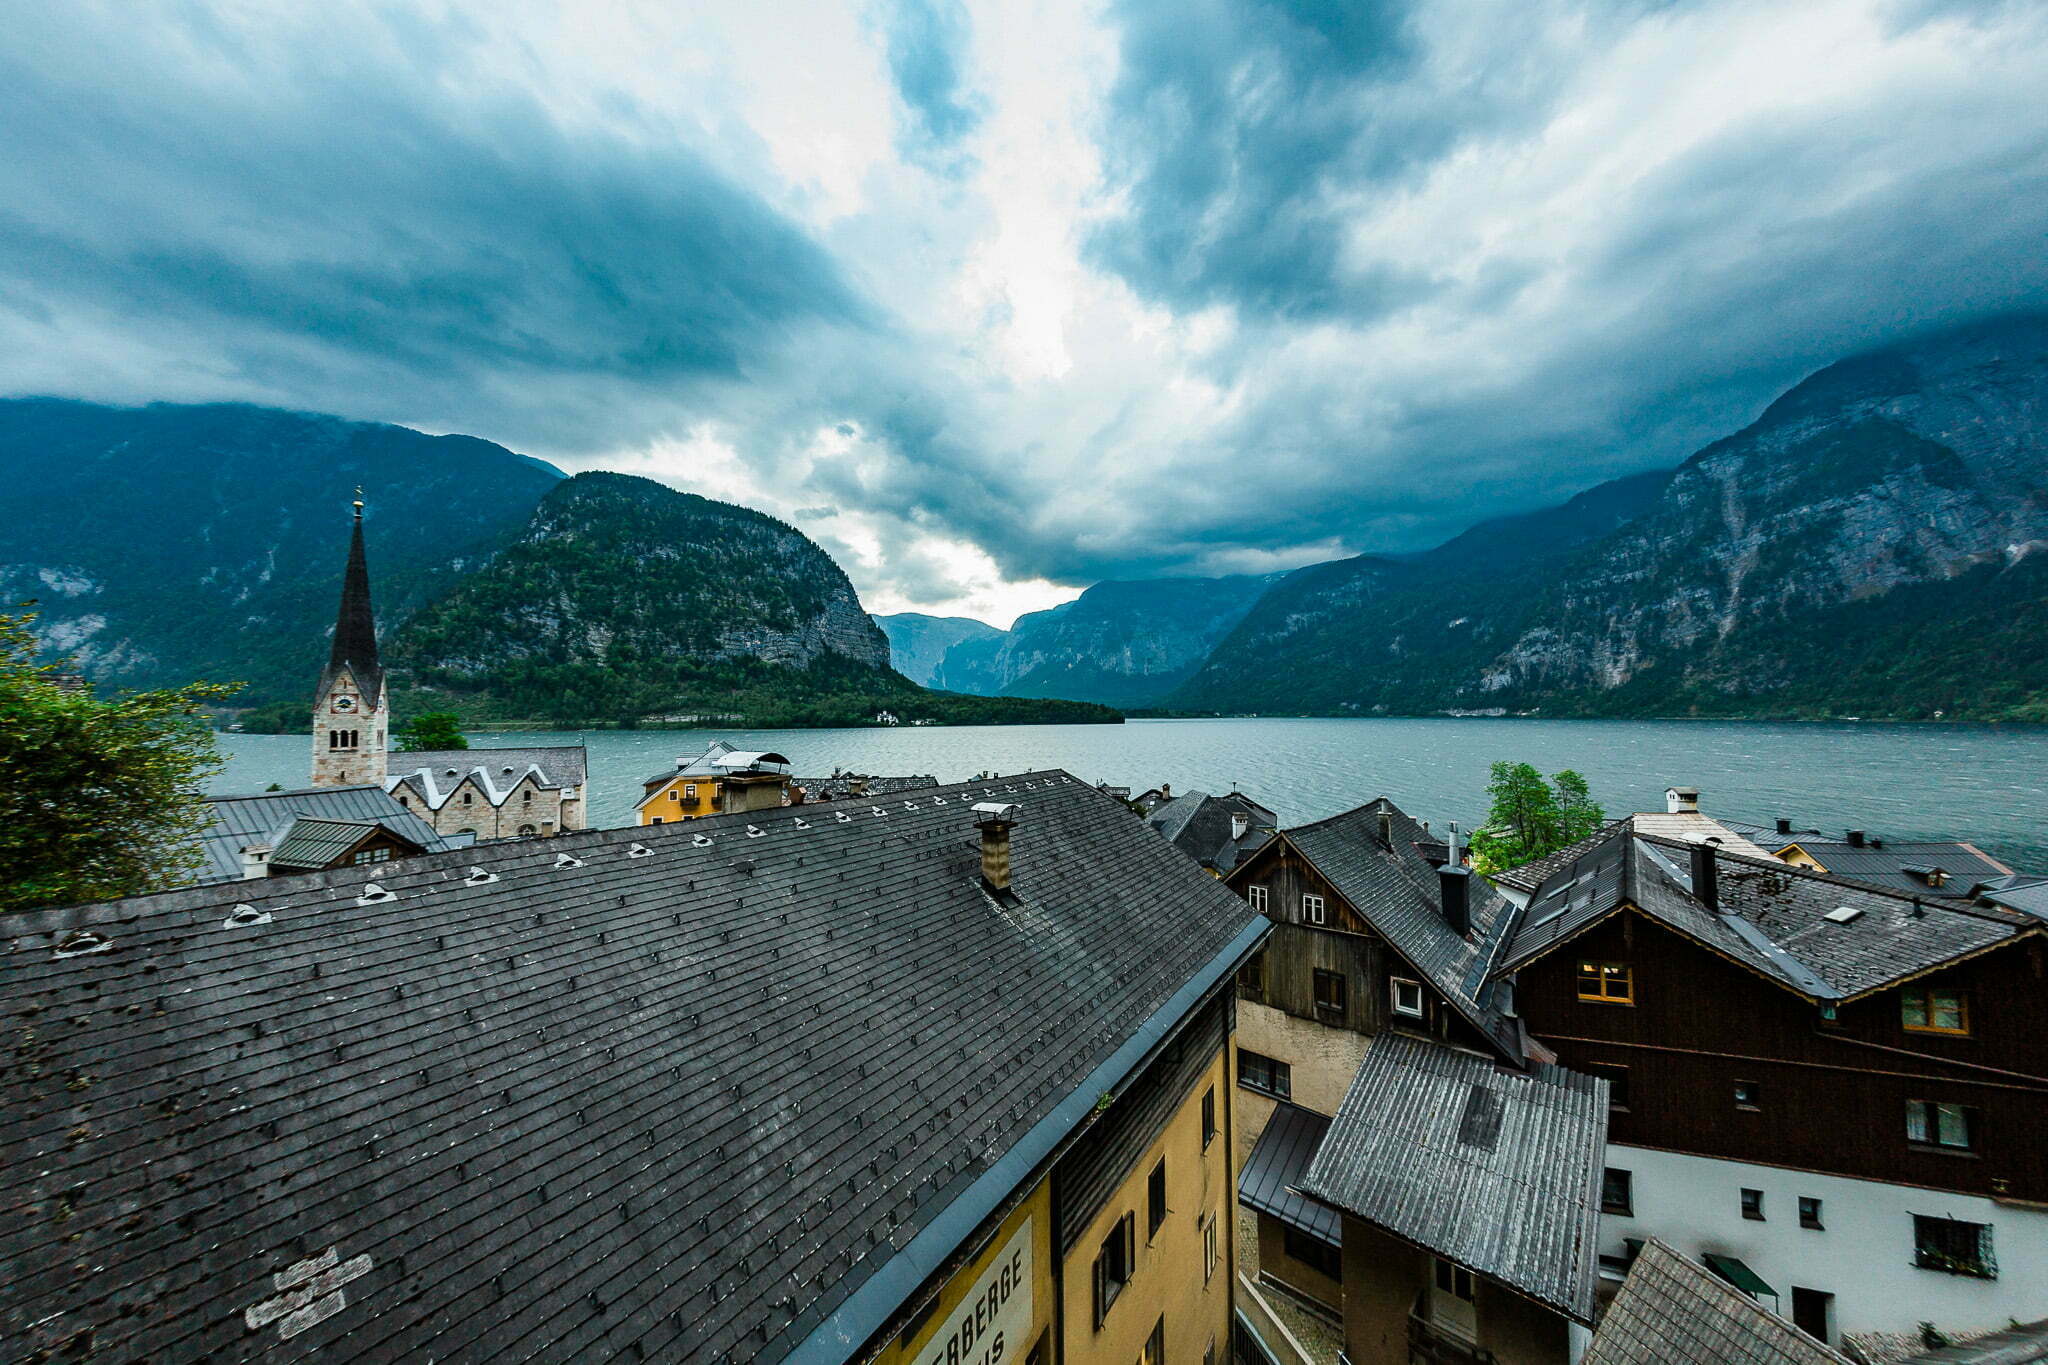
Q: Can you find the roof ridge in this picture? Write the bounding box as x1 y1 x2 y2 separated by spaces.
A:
1633 832 2035 926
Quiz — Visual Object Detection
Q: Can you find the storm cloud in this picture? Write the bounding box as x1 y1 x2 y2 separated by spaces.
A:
2 0 2046 623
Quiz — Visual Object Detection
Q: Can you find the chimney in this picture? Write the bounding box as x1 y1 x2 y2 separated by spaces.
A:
1666 786 1700 814
1846 829 1865 848
1378 807 1394 849
240 845 272 880
974 802 1020 892
1691 842 1720 913
1775 817 1791 836
1439 822 1470 936
1231 812 1250 841
1160 782 1171 799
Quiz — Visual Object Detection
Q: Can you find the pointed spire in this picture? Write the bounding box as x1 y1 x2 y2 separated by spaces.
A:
321 492 383 702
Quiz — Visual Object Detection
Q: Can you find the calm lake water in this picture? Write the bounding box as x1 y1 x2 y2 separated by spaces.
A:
214 717 2048 869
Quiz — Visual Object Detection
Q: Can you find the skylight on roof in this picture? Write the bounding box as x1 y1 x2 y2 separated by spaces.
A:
1823 905 1865 924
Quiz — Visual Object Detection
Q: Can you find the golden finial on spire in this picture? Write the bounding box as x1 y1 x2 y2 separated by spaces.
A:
353 485 365 518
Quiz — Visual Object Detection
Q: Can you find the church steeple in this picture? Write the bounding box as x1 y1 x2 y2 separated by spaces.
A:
310 492 389 787
320 492 384 703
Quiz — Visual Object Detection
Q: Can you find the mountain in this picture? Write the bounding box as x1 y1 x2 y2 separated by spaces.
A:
2 401 1118 727
902 574 1282 706
384 471 1117 727
1174 312 2048 721
872 612 1004 687
0 399 562 702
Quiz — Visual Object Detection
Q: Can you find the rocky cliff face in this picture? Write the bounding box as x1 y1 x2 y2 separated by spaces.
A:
1176 312 2048 720
392 471 891 696
0 399 562 701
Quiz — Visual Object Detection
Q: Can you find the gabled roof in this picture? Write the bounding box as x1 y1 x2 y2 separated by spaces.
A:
1974 873 2048 921
1238 1101 1338 1247
1773 839 2012 899
1260 799 1520 1058
1489 820 1631 894
268 817 420 870
1 771 1265 1365
194 784 467 884
1495 828 2039 1001
387 745 589 811
641 739 788 788
1146 790 1276 874
1582 1239 1850 1365
1299 1033 1607 1324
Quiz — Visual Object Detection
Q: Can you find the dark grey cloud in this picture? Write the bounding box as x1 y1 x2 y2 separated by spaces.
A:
0 7 871 450
880 0 985 167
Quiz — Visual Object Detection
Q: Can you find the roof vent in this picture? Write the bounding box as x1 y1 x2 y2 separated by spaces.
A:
626 843 652 859
553 852 585 870
222 905 273 929
932 796 947 805
1823 905 1865 925
54 930 114 959
745 825 766 838
870 807 887 817
465 866 498 886
1846 829 1866 848
692 834 715 847
501 766 514 775
835 811 852 823
792 818 810 830
356 884 396 907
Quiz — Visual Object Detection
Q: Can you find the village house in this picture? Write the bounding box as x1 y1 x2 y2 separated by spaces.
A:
192 784 471 884
385 746 589 838
636 740 795 822
1145 789 1277 876
1 772 1267 1365
1497 818 2048 1350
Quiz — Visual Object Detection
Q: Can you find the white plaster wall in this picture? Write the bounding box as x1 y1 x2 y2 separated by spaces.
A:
1602 1144 2048 1344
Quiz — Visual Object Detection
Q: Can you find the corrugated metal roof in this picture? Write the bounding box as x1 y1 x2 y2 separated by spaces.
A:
2 769 1264 1365
1582 1240 1850 1365
268 818 396 870
1237 1102 1339 1246
1299 1033 1607 1323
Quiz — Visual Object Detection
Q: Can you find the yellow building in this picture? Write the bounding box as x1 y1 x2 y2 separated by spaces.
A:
636 740 792 823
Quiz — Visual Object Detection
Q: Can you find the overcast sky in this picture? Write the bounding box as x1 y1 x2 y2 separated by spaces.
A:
4 1 2047 625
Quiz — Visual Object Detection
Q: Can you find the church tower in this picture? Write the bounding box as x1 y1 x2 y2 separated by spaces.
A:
311 495 389 787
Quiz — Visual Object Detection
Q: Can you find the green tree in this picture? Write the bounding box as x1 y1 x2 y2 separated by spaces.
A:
1468 761 1607 875
396 711 468 751
0 606 237 914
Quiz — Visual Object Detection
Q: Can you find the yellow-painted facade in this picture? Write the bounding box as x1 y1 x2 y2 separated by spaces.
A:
636 775 723 825
1773 842 1829 872
1062 1048 1234 1365
873 1186 1054 1365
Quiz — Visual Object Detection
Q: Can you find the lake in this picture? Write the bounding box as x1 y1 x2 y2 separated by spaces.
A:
213 717 2048 870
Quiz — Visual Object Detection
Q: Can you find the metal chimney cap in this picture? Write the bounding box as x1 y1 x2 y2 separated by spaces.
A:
972 801 1021 821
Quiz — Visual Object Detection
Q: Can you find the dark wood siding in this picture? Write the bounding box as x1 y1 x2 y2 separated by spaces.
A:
1517 910 2048 1202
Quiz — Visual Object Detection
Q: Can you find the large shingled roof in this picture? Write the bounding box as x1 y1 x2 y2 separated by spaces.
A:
1299 1033 1608 1323
1495 828 2039 1001
2 770 1264 1364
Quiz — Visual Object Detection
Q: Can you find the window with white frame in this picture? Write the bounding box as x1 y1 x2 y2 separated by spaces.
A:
1303 893 1326 925
1391 978 1425 1019
1247 885 1268 913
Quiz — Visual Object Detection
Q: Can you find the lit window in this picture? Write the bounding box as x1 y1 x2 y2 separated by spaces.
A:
1140 1317 1164 1365
1313 969 1347 1022
684 784 697 800
1902 987 1970 1036
1914 1215 1995 1279
1601 1168 1633 1216
1238 1050 1291 1099
1741 1188 1765 1221
1577 961 1634 1005
1906 1100 1977 1151
1303 894 1326 925
1391 978 1425 1020
1799 1197 1824 1230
